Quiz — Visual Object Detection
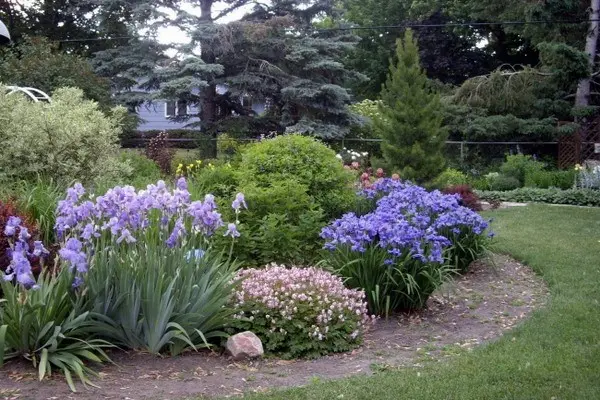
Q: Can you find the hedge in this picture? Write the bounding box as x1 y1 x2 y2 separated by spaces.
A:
477 188 600 207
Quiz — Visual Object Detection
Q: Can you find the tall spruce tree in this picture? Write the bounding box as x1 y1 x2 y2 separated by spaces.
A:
155 0 364 152
376 29 446 183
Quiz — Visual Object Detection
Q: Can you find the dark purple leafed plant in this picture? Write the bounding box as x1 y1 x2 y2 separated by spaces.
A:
321 179 491 315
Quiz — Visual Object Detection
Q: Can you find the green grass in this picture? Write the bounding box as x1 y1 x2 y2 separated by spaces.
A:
232 205 600 400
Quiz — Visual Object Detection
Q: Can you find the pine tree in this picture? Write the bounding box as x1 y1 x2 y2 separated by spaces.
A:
376 29 447 183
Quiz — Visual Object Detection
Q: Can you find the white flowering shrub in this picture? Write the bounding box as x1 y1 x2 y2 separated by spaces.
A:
229 264 373 358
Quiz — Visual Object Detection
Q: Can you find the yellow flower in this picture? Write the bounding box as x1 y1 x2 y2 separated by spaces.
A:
196 160 202 165
178 163 183 169
226 163 231 168
575 164 584 171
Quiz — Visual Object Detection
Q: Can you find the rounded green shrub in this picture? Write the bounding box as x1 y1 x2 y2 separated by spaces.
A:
238 135 356 218
433 168 469 189
0 87 130 184
489 174 521 191
499 154 544 185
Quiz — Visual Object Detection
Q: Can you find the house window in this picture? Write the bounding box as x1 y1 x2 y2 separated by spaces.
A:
165 100 189 117
241 95 252 108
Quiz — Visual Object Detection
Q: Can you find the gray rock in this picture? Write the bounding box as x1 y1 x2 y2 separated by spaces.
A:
226 331 264 361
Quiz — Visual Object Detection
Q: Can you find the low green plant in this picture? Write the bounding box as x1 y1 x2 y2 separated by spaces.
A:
524 169 576 190
488 174 521 191
0 268 112 391
477 187 600 207
441 226 490 273
119 150 163 185
5 178 64 244
433 168 469 189
499 154 545 185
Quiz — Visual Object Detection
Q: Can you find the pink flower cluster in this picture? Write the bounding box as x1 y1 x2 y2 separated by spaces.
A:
232 264 373 342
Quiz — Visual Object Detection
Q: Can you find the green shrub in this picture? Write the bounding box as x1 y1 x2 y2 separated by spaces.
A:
525 169 576 190
0 269 112 391
228 265 372 359
499 154 545 185
188 162 239 201
211 179 326 267
433 168 469 189
477 188 600 207
217 133 245 160
119 150 163 188
488 174 521 191
0 87 130 184
238 135 356 218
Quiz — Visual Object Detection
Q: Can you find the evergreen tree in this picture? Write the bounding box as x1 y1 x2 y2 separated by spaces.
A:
376 29 447 183
154 0 364 149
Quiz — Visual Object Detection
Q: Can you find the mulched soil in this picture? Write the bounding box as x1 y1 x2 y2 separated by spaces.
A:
0 255 548 400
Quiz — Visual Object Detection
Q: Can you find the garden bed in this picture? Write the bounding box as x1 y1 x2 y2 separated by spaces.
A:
0 255 547 400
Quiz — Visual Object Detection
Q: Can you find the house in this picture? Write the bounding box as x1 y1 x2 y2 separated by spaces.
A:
133 85 268 132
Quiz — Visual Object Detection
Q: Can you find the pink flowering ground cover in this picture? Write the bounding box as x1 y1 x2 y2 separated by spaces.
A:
229 264 374 359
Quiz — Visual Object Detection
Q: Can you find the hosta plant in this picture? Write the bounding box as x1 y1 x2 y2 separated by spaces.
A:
229 265 373 359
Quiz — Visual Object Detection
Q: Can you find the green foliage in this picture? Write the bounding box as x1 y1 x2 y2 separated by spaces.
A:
5 178 64 245
376 29 447 184
524 169 576 190
461 114 560 141
187 163 239 201
0 37 112 107
234 181 325 267
238 135 356 218
440 227 490 273
348 99 384 139
322 246 454 316
217 133 244 160
433 168 469 189
487 174 522 191
499 154 545 185
0 87 130 185
478 187 600 207
85 240 238 355
0 269 112 391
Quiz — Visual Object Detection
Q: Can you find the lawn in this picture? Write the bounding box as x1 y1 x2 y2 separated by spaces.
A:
236 204 600 400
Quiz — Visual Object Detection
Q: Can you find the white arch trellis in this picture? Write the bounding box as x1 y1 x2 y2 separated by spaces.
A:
5 86 52 103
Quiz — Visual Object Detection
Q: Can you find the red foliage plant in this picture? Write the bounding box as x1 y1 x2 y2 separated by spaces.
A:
145 131 175 174
442 185 482 212
0 200 45 275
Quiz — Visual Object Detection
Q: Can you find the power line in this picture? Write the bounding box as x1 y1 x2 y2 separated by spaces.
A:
54 18 597 43
316 19 596 32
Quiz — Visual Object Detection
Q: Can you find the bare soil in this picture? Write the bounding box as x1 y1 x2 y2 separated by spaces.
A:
0 255 548 400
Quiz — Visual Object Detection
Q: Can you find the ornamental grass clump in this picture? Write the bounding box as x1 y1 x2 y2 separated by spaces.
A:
229 265 373 359
322 179 490 315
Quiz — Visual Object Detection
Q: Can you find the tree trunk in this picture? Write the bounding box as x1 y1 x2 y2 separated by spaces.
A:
575 0 600 107
200 0 218 158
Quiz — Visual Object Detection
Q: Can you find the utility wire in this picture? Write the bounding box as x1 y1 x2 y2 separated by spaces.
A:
54 18 598 43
